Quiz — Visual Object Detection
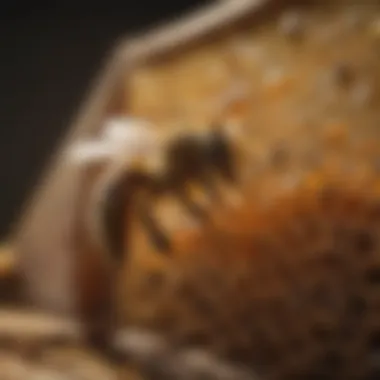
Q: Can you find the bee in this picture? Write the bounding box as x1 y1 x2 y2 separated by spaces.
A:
88 122 243 263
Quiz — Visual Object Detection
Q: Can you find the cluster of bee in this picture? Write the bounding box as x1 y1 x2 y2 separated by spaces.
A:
69 117 244 264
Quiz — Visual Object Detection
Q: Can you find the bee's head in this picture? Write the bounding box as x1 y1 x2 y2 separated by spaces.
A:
206 122 246 183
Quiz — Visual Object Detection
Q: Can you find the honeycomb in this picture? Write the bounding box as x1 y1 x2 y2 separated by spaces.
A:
120 176 380 379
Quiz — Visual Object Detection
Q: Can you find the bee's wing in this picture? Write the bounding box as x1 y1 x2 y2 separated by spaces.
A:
65 140 116 167
66 117 159 168
104 117 161 160
102 117 155 142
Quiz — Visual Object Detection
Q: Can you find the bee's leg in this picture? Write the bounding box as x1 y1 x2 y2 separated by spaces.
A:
101 177 132 263
175 185 208 220
136 196 172 253
199 172 223 203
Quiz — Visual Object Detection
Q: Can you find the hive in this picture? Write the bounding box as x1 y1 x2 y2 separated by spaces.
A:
4 1 380 380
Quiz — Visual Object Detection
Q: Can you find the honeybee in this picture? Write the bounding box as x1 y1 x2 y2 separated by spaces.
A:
68 117 245 263
92 123 242 262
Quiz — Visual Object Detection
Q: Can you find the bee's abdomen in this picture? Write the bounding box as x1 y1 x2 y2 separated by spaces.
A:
100 170 157 262
123 182 380 379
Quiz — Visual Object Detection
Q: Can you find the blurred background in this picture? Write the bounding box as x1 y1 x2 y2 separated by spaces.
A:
0 1 212 240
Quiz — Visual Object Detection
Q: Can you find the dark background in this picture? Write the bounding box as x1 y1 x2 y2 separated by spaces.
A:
0 1 212 240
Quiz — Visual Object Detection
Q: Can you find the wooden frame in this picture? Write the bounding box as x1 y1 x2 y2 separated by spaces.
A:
11 0 296 316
